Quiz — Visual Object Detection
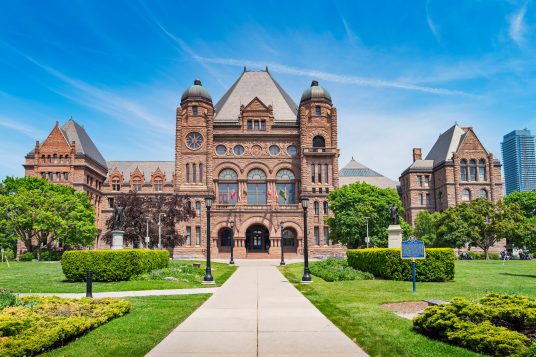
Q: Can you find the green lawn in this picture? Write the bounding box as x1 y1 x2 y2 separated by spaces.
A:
43 294 210 357
0 260 236 293
281 260 536 357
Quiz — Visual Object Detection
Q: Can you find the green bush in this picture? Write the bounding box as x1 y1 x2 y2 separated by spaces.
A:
0 296 130 357
466 251 500 260
309 258 374 282
2 248 15 260
61 249 170 282
413 293 535 356
18 252 34 262
346 248 455 282
40 250 62 261
0 289 17 311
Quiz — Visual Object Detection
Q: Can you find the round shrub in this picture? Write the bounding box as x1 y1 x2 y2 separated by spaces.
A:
18 252 34 262
61 249 170 282
347 248 455 282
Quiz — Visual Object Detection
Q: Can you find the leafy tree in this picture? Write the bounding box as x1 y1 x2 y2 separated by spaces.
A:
326 182 407 248
104 192 195 249
414 211 441 246
0 177 97 260
504 191 536 217
436 198 530 259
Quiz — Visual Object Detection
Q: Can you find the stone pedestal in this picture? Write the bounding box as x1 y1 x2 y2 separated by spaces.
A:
387 225 402 248
111 230 124 250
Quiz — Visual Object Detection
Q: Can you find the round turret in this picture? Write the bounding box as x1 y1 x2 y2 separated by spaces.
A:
180 79 212 105
300 80 332 104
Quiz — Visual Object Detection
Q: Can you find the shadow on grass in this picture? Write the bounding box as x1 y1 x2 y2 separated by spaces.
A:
500 272 536 279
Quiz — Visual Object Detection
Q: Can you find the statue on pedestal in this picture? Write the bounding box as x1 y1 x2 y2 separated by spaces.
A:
390 203 399 225
112 206 125 231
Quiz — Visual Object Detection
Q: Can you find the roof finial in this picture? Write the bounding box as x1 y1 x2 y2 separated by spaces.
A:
194 79 202 86
311 80 319 87
265 65 269 72
352 156 354 161
243 66 247 72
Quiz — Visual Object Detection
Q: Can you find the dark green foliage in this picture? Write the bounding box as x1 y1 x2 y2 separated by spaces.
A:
2 248 15 260
504 191 536 218
18 252 34 262
309 258 374 282
0 288 17 311
0 296 130 357
465 251 500 260
61 250 169 282
414 211 440 246
413 293 535 356
326 181 410 248
40 250 62 261
346 248 455 282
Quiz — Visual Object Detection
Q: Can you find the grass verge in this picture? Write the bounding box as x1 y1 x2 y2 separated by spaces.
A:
43 294 210 357
280 260 536 357
0 260 236 293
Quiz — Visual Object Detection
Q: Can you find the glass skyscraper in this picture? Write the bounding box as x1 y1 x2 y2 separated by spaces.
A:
501 129 536 194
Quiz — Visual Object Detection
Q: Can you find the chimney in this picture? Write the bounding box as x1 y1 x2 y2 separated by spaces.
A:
413 148 422 162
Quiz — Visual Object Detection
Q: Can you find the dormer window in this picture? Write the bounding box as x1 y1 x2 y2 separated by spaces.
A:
154 178 163 192
192 106 198 115
133 178 142 192
315 106 321 116
246 119 266 131
112 178 121 191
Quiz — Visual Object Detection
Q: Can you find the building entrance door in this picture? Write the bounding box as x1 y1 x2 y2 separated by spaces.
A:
246 224 269 252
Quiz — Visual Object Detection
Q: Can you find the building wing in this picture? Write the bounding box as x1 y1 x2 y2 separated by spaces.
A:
339 158 399 189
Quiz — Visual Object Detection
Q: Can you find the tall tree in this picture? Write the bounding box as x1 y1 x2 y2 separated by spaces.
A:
326 182 409 248
414 211 441 246
436 198 530 259
504 191 536 218
104 192 195 249
0 177 97 259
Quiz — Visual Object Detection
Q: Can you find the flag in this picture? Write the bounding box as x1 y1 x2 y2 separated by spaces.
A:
275 189 279 202
267 191 272 197
279 189 287 203
231 190 236 201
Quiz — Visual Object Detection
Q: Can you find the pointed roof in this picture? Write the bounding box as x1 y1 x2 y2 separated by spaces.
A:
339 158 399 189
61 119 107 168
425 124 467 163
214 69 298 122
106 161 175 184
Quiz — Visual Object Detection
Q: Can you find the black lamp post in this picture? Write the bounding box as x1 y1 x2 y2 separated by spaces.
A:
203 196 214 284
280 222 286 266
229 220 235 265
301 197 312 283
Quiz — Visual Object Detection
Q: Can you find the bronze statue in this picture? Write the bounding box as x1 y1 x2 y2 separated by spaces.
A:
112 205 125 230
390 203 399 225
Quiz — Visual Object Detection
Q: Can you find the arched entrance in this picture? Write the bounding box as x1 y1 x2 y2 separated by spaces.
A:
246 224 269 252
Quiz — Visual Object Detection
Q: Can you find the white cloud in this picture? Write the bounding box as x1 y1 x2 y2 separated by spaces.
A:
426 0 441 42
193 56 480 98
0 115 45 138
341 18 360 45
508 2 529 46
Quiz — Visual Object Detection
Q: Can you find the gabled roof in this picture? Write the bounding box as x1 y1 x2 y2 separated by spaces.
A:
339 158 399 189
61 119 107 168
214 69 298 122
425 124 467 163
106 161 174 184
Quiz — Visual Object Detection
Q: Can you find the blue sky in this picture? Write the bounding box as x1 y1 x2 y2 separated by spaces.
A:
1 0 535 180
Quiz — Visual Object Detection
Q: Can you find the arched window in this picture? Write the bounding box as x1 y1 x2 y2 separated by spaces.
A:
63 172 69 181
154 178 163 192
460 159 468 181
199 163 203 183
462 188 471 202
323 201 329 215
47 155 52 163
65 155 69 162
53 154 58 164
282 228 296 247
313 135 325 148
276 169 296 204
220 228 232 247
480 189 488 199
469 159 477 181
48 172 53 181
186 164 190 183
41 155 45 163
133 178 142 192
247 169 267 205
478 159 486 181
112 178 121 192
59 155 63 163
314 201 319 215
218 169 238 204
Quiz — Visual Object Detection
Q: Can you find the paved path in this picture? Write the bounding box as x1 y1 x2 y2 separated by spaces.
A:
147 260 368 356
18 287 218 299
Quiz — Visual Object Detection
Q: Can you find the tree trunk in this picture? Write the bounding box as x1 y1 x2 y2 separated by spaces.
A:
484 247 489 260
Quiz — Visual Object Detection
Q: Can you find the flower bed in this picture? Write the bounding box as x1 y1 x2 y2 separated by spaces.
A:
0 294 130 357
413 293 535 356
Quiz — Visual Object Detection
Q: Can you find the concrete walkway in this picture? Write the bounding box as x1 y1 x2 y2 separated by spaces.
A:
18 287 218 299
147 260 368 356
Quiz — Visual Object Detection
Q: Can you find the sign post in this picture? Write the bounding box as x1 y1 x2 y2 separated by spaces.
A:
401 236 425 294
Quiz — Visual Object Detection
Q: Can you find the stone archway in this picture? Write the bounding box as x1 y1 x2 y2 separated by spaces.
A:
245 224 269 252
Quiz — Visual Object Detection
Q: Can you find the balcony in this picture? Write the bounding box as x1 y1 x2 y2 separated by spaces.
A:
303 147 337 156
214 203 300 211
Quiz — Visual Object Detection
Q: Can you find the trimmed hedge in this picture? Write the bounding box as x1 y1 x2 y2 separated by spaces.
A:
61 249 170 282
413 293 535 356
0 296 130 357
346 248 455 282
309 258 374 282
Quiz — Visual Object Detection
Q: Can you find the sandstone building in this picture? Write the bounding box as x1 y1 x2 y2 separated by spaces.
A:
399 124 503 225
24 69 344 258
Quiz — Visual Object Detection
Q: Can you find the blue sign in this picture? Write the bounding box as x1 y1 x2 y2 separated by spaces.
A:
401 240 425 259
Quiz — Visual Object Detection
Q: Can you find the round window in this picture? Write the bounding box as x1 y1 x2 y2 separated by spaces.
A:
216 145 227 155
287 145 297 157
185 132 203 150
269 145 280 156
233 145 245 156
